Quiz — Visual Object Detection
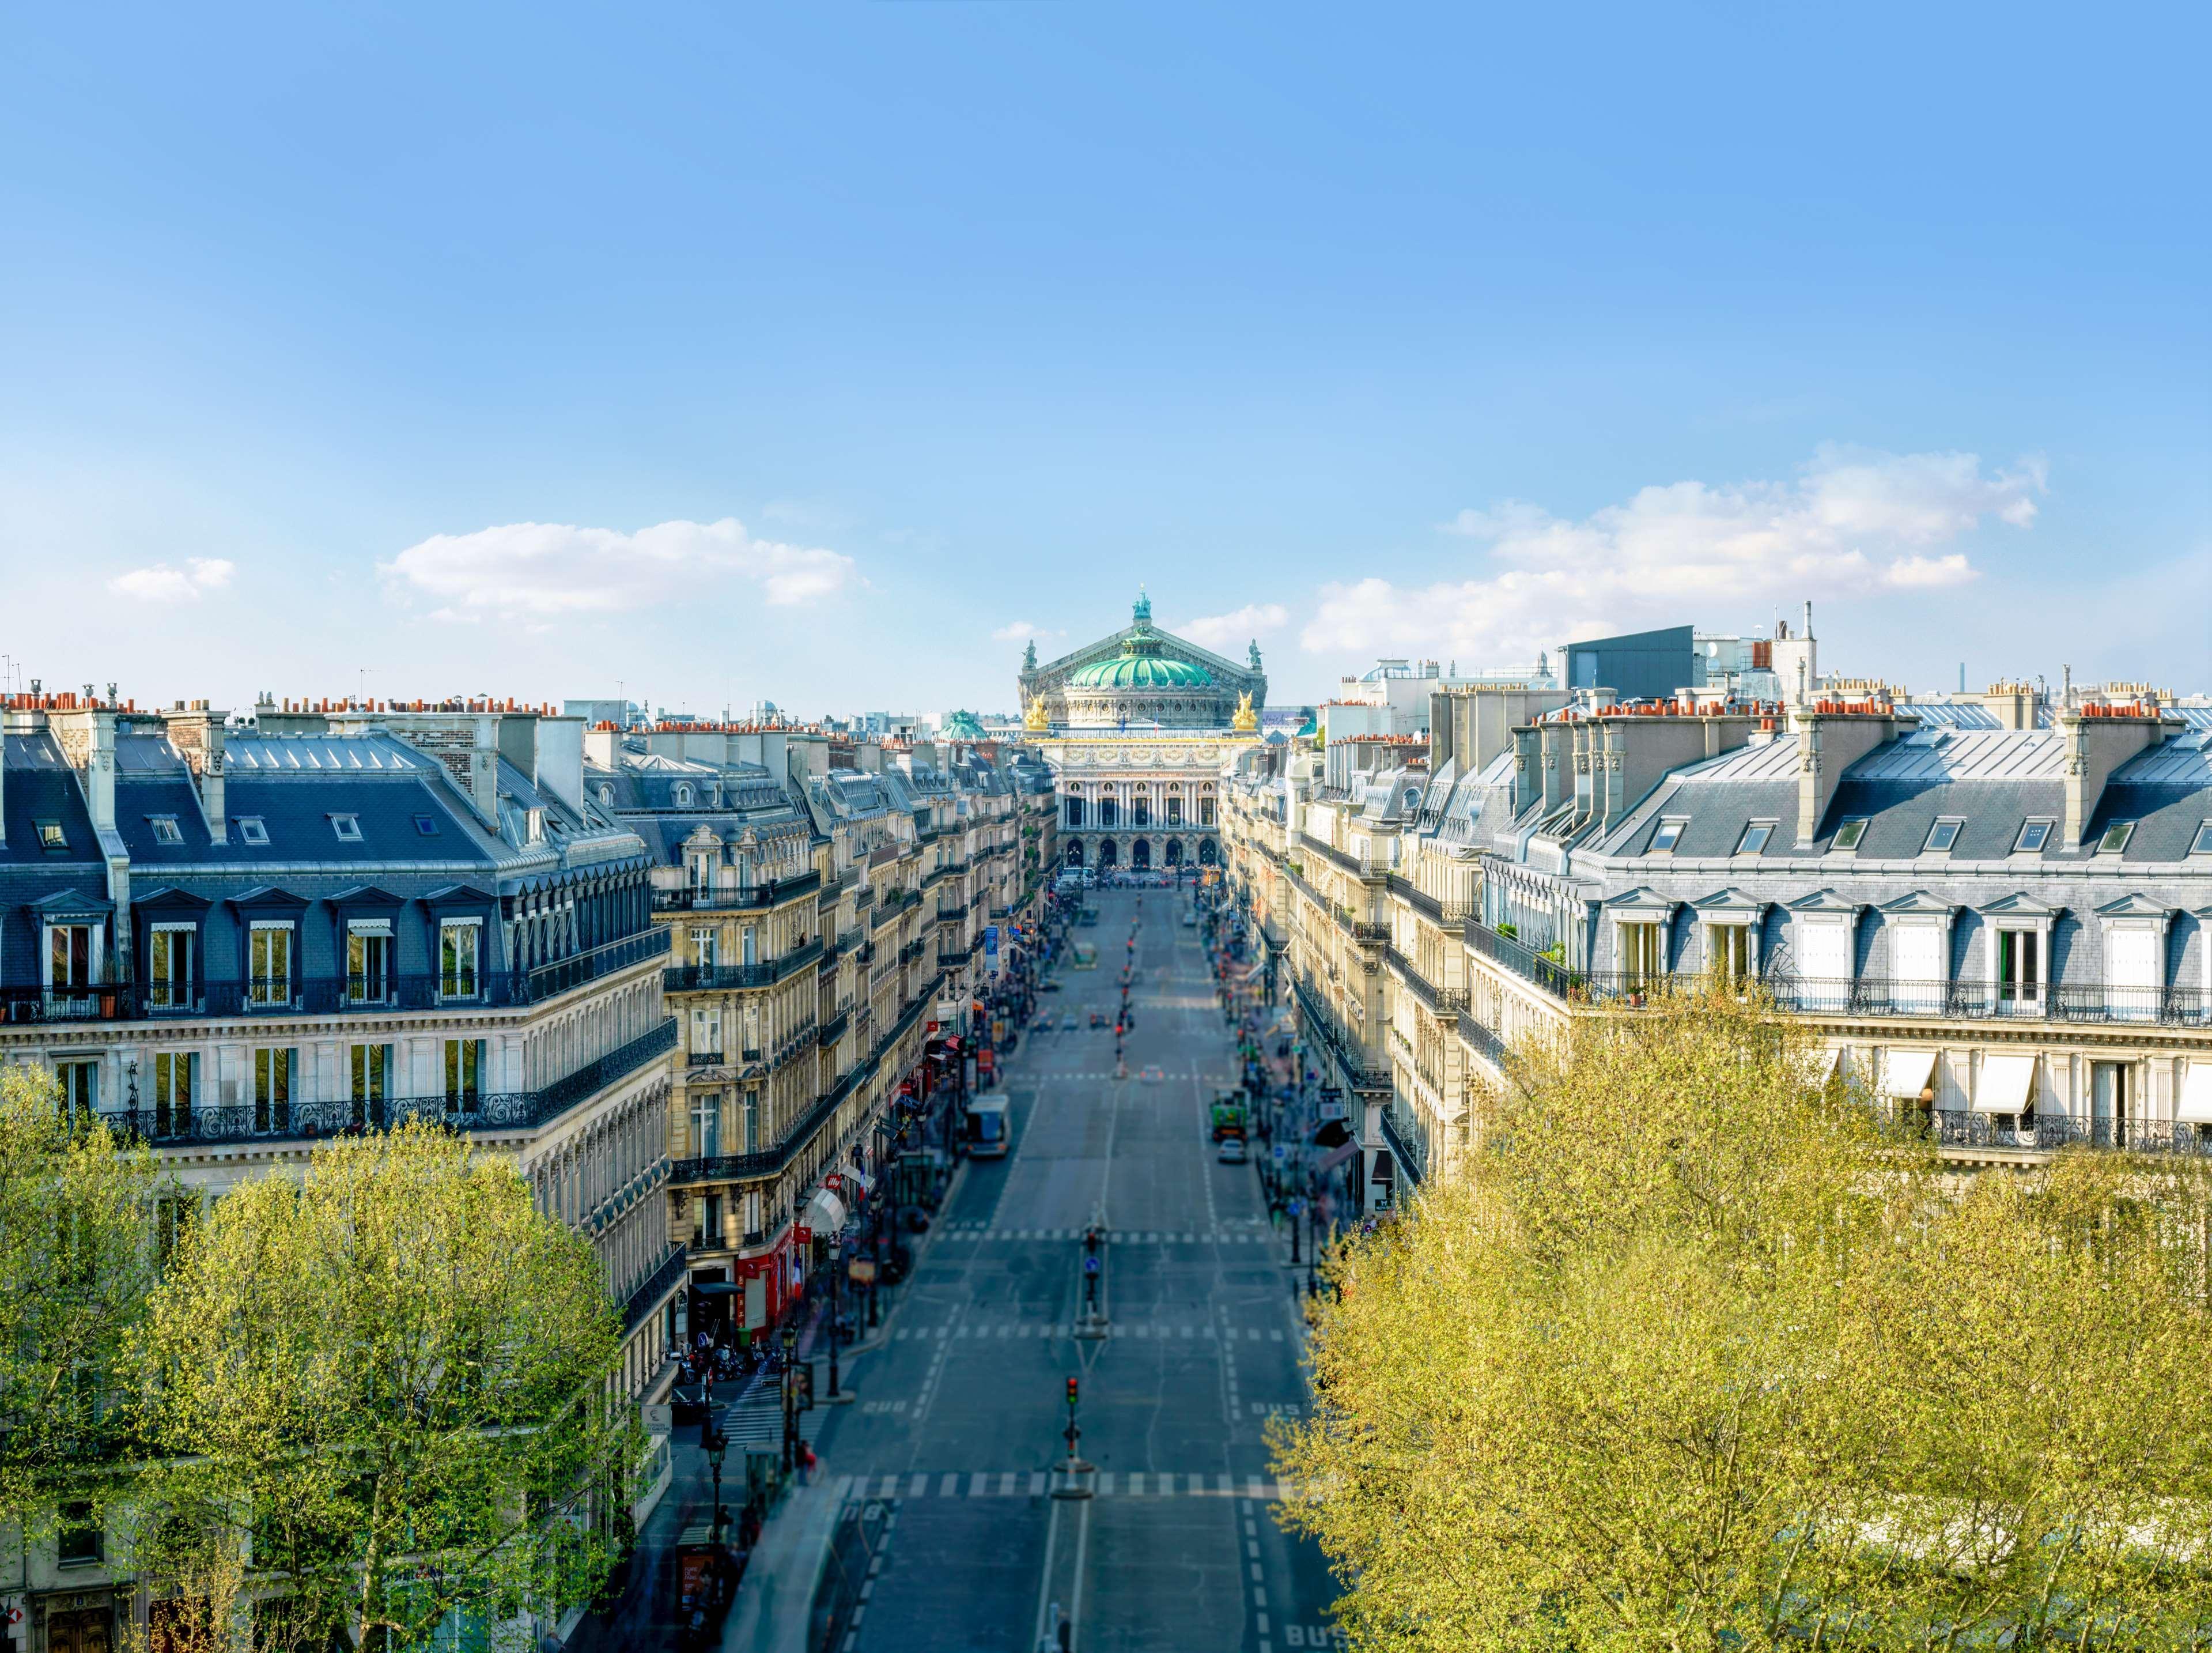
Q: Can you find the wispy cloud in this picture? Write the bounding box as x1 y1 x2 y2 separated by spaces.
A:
1178 603 1288 651
380 518 857 624
992 620 1064 643
107 558 236 602
1304 446 2039 663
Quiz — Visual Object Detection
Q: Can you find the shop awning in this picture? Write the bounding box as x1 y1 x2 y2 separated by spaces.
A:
1973 1054 2037 1116
801 1188 848 1233
1310 1118 1351 1149
1317 1141 1359 1173
841 1165 872 1195
1880 1047 1938 1099
2179 1063 2212 1126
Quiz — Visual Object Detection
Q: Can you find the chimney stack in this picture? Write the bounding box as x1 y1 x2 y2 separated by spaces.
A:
161 704 229 844
1793 701 1910 846
2059 701 2169 850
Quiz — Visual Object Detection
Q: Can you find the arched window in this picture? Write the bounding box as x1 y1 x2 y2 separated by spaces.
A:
674 783 694 807
599 783 615 806
1066 840 1085 867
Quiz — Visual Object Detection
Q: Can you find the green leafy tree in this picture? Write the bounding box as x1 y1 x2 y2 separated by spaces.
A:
1272 989 2212 1651
133 1119 635 1652
0 1062 160 1535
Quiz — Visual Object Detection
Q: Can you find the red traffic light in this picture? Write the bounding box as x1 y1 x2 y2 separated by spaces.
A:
1065 1377 1079 1406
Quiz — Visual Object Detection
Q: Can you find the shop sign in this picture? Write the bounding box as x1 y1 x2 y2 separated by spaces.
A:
1317 1098 1348 1122
795 1225 813 1246
824 1173 844 1192
848 1257 878 1285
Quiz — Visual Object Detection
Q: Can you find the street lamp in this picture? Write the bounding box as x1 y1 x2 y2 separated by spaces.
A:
704 1417 729 1545
826 1238 844 1401
780 1322 800 1478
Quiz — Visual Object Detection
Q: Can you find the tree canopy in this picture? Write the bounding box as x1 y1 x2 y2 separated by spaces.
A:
130 1119 634 1653
1273 990 2212 1652
0 1062 158 1534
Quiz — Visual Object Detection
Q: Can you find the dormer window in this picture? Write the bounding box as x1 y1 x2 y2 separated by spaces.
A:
674 783 694 807
1831 818 1868 852
414 814 439 836
331 814 363 843
1648 818 1685 853
149 816 183 846
599 784 615 807
1735 821 1774 856
2014 820 2052 854
2192 821 2212 856
36 820 66 851
2097 820 2135 855
237 817 269 846
1923 818 1963 854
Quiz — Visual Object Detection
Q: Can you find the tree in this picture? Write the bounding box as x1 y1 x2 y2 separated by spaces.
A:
1271 989 2212 1651
131 1119 636 1653
0 1062 160 1537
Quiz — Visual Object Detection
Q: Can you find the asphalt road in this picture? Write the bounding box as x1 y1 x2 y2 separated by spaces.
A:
812 889 1342 1653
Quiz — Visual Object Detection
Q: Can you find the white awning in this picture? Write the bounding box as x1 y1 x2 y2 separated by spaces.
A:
1973 1054 2037 1116
801 1188 848 1233
842 1166 872 1195
2177 1063 2212 1126
1880 1047 1938 1099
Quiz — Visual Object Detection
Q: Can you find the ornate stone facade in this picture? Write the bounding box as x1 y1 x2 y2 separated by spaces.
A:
1021 594 1268 873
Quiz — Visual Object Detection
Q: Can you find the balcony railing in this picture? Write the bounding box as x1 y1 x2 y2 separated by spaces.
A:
1464 929 2212 1029
621 1242 690 1334
661 937 825 993
770 1020 819 1070
104 1018 676 1148
1 930 670 1026
651 871 823 913
1386 948 1466 1017
687 1050 724 1068
1911 1109 2212 1161
1387 875 1473 929
1378 1103 1425 1187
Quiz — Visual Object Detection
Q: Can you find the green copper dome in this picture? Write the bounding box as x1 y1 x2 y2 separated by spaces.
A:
940 709 986 741
1067 595 1214 691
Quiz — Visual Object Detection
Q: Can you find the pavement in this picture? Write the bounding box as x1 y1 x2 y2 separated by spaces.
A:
797 890 1341 1653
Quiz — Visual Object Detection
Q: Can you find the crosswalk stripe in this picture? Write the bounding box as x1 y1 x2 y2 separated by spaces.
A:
940 1472 959 1497
1098 1471 1114 1495
999 1471 1017 1496
1028 1471 1048 1496
909 1474 928 1497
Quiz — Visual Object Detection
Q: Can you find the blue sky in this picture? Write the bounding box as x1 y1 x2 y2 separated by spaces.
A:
3 2 2205 716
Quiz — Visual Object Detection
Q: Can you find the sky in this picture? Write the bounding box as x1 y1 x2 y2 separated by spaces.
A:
2 2 2206 718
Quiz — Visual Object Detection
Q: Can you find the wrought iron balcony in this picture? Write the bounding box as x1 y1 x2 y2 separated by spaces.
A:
103 1017 676 1148
661 936 825 993
1 930 670 1026
651 871 823 912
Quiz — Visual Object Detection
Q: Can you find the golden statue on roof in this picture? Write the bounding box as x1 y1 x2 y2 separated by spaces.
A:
1023 696 1051 733
1231 690 1258 733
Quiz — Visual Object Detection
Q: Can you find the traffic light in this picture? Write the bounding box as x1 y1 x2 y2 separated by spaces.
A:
1065 1376 1079 1407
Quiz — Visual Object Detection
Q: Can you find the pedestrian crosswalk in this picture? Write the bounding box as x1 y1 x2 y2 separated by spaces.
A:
833 1470 1296 1503
940 1223 1276 1245
888 1321 1295 1343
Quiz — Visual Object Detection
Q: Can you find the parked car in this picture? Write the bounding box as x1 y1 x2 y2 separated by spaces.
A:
1216 1137 1250 1165
1061 1012 1079 1029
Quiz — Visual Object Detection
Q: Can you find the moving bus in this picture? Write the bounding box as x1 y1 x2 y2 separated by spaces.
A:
965 1097 1011 1158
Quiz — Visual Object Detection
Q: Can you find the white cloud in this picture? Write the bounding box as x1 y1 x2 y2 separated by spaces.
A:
1178 603 1288 651
107 557 235 602
379 519 857 622
1308 446 2039 663
992 620 1064 643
